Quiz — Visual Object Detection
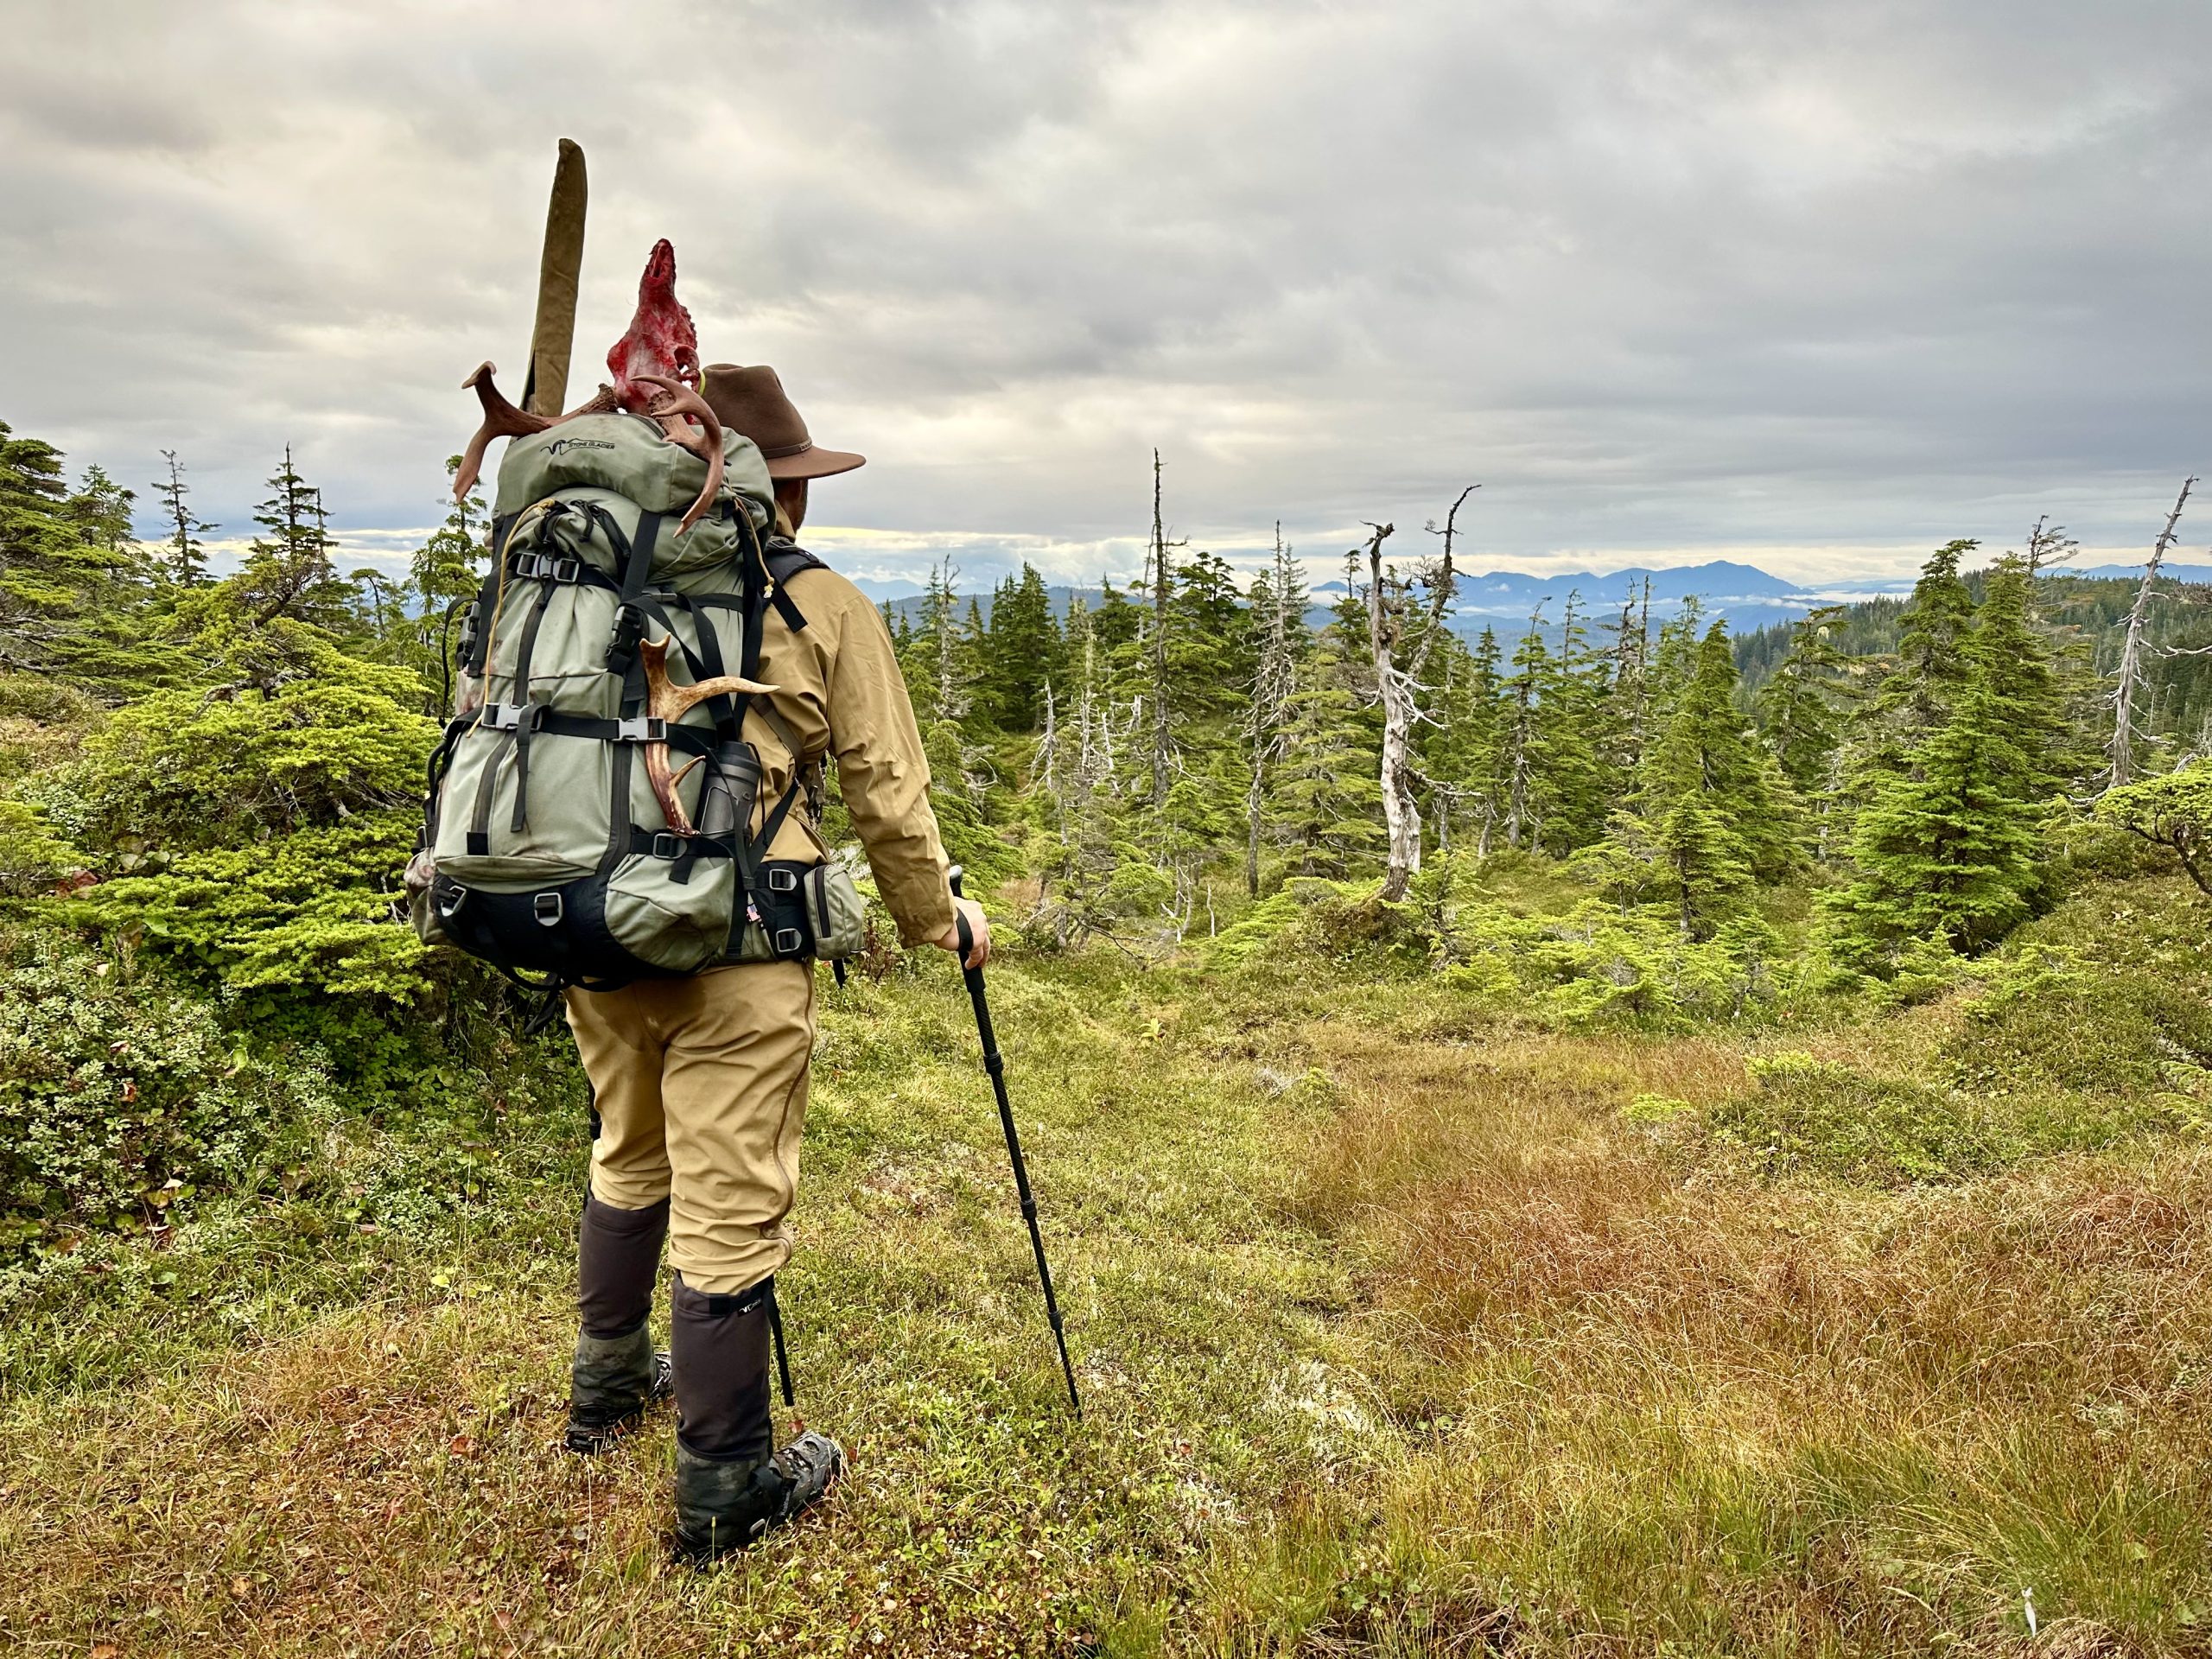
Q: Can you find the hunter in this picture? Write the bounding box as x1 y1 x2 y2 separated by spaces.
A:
560 364 988 1554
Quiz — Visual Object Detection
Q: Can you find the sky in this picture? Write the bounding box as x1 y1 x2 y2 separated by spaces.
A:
3 0 2207 594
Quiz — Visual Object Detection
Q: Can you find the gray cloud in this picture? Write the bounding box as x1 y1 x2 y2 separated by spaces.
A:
1 0 2204 589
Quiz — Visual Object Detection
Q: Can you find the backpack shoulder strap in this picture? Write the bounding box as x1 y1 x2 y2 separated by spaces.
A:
761 538 825 634
765 538 826 583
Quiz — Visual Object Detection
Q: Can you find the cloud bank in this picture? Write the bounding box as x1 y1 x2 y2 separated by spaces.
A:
3 0 2205 588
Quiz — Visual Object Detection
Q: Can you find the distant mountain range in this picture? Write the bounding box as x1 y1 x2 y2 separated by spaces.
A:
854 559 2212 639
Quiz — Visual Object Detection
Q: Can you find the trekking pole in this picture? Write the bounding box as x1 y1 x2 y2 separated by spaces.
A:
949 867 1082 1419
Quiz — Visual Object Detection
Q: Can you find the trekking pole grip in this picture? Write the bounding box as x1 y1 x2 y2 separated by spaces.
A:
950 864 978 979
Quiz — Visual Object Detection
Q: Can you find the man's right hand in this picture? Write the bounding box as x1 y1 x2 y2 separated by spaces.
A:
936 898 990 970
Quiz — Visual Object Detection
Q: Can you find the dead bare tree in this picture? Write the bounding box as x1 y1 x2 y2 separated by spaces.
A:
1243 524 1300 897
1365 484 1476 902
2108 476 2196 791
2024 515 2081 581
1141 448 1185 809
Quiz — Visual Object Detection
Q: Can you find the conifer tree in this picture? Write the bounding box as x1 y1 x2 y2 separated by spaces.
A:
1584 620 1796 934
1756 605 1858 801
1848 541 1976 767
1643 595 1707 721
1528 591 1611 854
0 421 161 693
1414 626 1497 855
1599 579 1654 779
1824 678 2040 967
153 449 217 586
979 563 1064 733
1274 586 1383 875
1969 556 2080 801
237 445 354 632
402 459 487 711
1491 611 1548 851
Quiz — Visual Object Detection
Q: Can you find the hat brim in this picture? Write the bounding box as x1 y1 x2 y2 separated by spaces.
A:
765 445 866 481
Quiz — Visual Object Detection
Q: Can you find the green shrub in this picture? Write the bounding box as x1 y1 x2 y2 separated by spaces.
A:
1948 945 2212 1097
0 932 333 1238
1444 899 1789 1031
1712 1051 2192 1186
0 798 80 897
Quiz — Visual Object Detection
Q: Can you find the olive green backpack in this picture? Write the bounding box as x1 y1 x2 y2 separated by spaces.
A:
409 412 865 989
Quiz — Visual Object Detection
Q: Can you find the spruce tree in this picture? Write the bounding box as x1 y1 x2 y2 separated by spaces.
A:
1756 605 1858 800
1414 626 1498 855
980 563 1064 733
1528 592 1611 854
404 460 486 712
1491 613 1548 851
1843 540 1977 787
153 449 217 586
1969 556 2082 801
1273 596 1383 876
237 445 354 632
1824 678 2040 968
0 421 162 694
1242 533 1306 893
1584 620 1796 934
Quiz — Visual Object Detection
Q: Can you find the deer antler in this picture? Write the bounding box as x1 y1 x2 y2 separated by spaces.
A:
633 373 726 534
639 636 776 837
454 362 553 499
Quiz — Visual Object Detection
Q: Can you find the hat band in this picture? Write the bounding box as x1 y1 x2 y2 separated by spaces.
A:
760 438 814 460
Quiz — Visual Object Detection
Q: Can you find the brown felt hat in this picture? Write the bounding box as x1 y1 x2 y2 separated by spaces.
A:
699 363 866 480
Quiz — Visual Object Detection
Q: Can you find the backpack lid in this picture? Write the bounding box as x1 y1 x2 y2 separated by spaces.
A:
493 412 774 530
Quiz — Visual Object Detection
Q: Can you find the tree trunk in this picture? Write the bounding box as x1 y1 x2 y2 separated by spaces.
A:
1148 448 1173 808
1361 522 1422 901
2109 476 2195 790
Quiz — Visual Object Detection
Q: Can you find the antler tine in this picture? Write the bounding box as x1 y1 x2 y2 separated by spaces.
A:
634 373 726 534
454 361 555 500
636 636 778 836
639 637 774 719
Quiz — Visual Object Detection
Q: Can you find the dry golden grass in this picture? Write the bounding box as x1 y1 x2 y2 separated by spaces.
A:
1273 1019 2212 1655
5 941 2209 1655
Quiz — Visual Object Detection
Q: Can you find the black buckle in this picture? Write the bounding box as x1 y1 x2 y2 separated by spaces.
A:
513 552 584 583
514 552 581 582
766 868 799 893
772 927 804 956
606 601 646 669
436 883 467 918
650 832 681 859
614 716 667 742
533 892 564 927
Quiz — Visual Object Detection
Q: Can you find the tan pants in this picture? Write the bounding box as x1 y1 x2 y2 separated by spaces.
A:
563 962 816 1295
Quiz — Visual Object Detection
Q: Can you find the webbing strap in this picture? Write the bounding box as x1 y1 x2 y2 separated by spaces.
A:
509 550 618 589
753 779 803 864
627 826 739 861
604 510 664 682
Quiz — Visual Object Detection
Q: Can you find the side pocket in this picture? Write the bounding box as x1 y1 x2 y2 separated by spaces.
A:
805 864 868 961
404 849 449 947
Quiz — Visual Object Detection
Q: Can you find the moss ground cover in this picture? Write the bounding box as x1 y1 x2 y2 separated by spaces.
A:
4 879 2212 1655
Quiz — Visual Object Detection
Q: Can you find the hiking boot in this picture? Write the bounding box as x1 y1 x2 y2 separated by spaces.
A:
564 1325 673 1454
673 1431 845 1560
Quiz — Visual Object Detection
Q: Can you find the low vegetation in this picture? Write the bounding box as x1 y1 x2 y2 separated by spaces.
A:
7 417 2212 1652
4 868 2210 1654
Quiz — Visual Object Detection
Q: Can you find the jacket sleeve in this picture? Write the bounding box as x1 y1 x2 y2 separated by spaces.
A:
823 589 957 946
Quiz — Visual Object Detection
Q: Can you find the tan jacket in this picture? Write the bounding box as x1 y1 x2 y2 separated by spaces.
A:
743 561 956 947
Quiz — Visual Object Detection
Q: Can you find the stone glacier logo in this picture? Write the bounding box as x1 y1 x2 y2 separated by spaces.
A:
547 437 618 457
